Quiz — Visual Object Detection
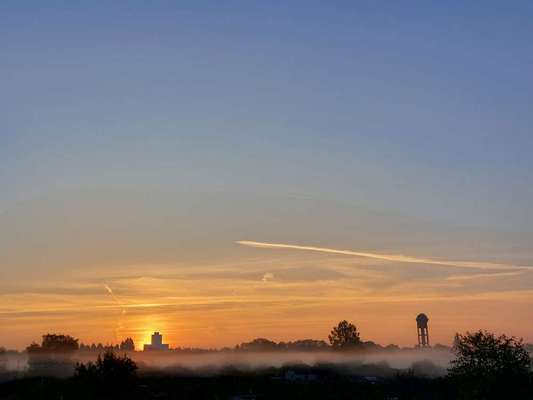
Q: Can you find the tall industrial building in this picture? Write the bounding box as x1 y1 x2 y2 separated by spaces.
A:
143 332 170 351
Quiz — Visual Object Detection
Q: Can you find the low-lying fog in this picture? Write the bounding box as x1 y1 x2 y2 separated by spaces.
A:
2 349 453 377
134 349 452 370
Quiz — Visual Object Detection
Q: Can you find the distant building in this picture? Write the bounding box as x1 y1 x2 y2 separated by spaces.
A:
143 332 169 351
416 313 430 347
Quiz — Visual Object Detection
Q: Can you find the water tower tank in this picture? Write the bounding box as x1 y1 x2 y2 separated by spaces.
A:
416 313 429 347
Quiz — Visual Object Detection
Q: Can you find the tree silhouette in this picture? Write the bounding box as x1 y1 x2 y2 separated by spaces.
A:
0 347 6 372
26 334 79 353
449 330 532 399
236 338 278 351
119 337 135 351
25 342 41 353
75 350 138 386
328 320 361 349
26 334 79 376
41 334 79 352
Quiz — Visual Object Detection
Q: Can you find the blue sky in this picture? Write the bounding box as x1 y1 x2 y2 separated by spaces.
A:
3 1 533 228
1 1 533 348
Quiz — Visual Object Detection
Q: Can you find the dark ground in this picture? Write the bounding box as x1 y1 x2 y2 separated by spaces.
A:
1 363 532 399
0 367 454 400
0 375 450 400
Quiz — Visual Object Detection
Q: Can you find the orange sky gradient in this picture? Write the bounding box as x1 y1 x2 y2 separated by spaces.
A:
2 244 532 351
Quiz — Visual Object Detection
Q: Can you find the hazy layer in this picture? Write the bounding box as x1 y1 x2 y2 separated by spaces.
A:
2 349 453 376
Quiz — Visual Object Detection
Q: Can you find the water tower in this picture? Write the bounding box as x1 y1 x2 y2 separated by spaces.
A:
416 313 430 347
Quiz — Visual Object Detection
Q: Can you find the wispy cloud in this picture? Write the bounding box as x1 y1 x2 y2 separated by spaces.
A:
262 272 275 282
237 241 532 271
445 271 524 281
103 283 127 340
104 283 126 307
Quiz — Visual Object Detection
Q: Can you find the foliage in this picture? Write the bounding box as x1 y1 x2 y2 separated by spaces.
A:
27 334 79 353
119 338 135 351
286 339 329 351
0 347 6 372
449 330 531 377
25 334 79 376
328 320 361 349
236 338 278 351
448 330 532 399
75 350 137 384
235 338 330 352
25 343 41 353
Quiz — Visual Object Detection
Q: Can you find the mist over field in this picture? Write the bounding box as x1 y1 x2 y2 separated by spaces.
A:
1 348 453 379
134 349 452 372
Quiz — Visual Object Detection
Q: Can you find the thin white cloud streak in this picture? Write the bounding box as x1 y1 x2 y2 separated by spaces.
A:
104 284 124 305
237 241 533 271
445 271 524 281
104 284 127 340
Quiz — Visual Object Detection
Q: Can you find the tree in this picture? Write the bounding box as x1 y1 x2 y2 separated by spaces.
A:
236 338 278 351
26 334 79 376
26 342 41 353
448 330 532 399
26 334 79 353
0 347 6 372
41 334 79 352
328 320 361 349
75 350 138 385
120 338 135 351
287 339 329 351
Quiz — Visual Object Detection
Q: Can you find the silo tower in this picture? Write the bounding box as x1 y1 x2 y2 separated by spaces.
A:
416 313 430 347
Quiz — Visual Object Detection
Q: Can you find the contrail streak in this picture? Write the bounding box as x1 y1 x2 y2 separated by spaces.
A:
237 241 532 271
445 271 523 281
104 284 126 340
104 284 123 304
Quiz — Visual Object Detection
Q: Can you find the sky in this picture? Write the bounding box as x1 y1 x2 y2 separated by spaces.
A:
1 1 533 350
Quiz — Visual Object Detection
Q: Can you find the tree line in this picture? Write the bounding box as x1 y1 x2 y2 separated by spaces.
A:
20 320 434 355
2 320 532 399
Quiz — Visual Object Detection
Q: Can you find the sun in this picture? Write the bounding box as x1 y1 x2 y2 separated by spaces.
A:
140 330 157 350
